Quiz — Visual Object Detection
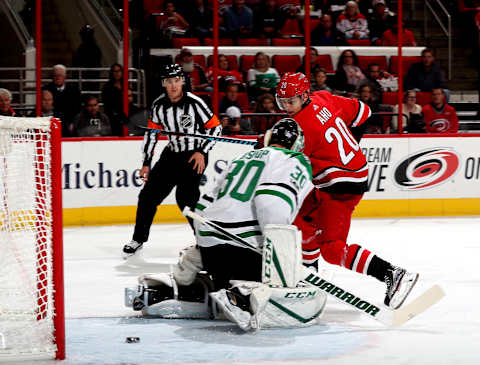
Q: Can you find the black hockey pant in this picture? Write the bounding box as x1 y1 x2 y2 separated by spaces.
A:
133 147 206 243
199 244 262 291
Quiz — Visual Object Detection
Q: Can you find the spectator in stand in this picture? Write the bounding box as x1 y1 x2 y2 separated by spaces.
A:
311 68 332 93
311 13 347 46
357 84 392 134
358 63 388 102
183 0 213 41
381 17 416 46
177 48 210 92
332 49 366 93
336 1 369 40
222 0 253 40
252 93 281 133
391 90 424 133
73 95 112 137
296 47 322 81
72 24 103 90
206 54 244 91
158 1 189 40
126 88 150 136
221 106 252 135
368 0 394 45
219 82 243 114
254 0 282 39
101 63 127 136
404 49 446 93
422 88 459 133
72 24 102 68
0 88 16 117
277 4 302 38
28 90 65 121
43 64 81 136
247 52 280 101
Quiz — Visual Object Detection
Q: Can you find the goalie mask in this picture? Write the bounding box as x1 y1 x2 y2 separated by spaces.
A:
264 118 305 152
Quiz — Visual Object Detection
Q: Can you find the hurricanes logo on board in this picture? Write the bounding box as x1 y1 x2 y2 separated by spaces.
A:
393 148 459 190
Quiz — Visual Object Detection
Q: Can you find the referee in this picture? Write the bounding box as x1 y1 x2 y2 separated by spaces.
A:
123 64 221 258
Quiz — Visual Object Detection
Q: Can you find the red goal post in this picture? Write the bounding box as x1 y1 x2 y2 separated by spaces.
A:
0 116 64 360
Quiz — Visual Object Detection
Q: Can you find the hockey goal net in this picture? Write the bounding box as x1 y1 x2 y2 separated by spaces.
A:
0 116 64 360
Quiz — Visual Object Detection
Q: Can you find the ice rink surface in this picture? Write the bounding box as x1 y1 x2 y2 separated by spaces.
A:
39 217 480 364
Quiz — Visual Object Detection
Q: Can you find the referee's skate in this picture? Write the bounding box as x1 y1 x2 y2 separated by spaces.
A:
122 240 143 259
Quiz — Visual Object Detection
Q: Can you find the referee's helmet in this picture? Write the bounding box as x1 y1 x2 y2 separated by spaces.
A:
264 118 304 152
161 64 184 86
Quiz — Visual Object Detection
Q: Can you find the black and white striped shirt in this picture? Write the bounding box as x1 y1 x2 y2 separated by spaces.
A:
142 92 222 166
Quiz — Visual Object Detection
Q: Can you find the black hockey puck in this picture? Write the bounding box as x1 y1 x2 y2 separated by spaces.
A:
126 337 140 343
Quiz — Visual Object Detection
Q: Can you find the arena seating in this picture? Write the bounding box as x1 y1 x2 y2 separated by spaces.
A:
240 55 257 74
204 38 235 46
272 55 301 74
346 39 372 46
237 38 269 46
357 56 388 73
389 56 421 78
272 38 302 46
172 38 201 48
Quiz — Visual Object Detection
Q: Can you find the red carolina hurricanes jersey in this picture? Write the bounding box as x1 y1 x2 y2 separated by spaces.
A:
292 91 371 193
422 103 459 133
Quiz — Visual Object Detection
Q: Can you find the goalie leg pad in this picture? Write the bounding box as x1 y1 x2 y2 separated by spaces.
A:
226 280 328 330
250 285 327 329
172 245 203 285
126 273 216 319
262 224 303 287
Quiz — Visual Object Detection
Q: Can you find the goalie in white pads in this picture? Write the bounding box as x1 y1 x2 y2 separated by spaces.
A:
125 118 327 330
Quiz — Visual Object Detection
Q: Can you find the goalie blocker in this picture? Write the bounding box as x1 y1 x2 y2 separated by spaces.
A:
125 225 328 330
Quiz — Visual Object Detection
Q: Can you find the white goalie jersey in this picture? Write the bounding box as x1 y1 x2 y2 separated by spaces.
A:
195 146 313 249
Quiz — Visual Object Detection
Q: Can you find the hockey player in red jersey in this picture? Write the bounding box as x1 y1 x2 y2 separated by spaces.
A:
275 72 418 309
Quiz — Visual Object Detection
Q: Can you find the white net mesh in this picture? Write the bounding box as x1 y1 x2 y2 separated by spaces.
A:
0 117 57 359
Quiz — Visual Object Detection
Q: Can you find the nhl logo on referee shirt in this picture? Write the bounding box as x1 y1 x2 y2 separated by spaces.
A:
180 114 193 128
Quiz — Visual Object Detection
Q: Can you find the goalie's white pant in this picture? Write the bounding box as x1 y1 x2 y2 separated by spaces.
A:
212 280 327 331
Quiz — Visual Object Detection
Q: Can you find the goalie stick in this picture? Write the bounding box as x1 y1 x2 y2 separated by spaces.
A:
139 126 257 146
183 208 445 327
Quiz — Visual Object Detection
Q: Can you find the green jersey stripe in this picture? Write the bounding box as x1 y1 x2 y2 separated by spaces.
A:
196 203 207 211
254 189 294 213
199 230 262 241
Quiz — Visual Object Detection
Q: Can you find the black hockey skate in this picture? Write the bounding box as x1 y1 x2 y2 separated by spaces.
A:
122 240 143 259
384 266 419 309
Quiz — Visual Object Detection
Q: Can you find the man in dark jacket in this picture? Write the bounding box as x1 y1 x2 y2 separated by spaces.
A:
311 13 347 46
43 64 81 136
404 49 445 92
73 95 112 137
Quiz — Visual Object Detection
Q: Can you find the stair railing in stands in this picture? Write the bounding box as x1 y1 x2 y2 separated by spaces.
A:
424 0 452 80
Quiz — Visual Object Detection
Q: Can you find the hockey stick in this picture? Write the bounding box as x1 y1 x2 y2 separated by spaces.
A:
139 126 258 146
183 208 445 327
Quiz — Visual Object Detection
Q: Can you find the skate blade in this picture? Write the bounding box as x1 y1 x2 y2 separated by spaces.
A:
391 272 419 310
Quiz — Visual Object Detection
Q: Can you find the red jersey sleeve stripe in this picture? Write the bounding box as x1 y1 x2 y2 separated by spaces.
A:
351 100 372 127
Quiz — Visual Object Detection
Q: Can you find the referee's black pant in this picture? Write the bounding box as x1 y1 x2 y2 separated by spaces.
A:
133 147 207 243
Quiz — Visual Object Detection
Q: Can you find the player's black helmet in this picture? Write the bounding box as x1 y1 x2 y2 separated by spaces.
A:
264 118 304 152
161 64 184 82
